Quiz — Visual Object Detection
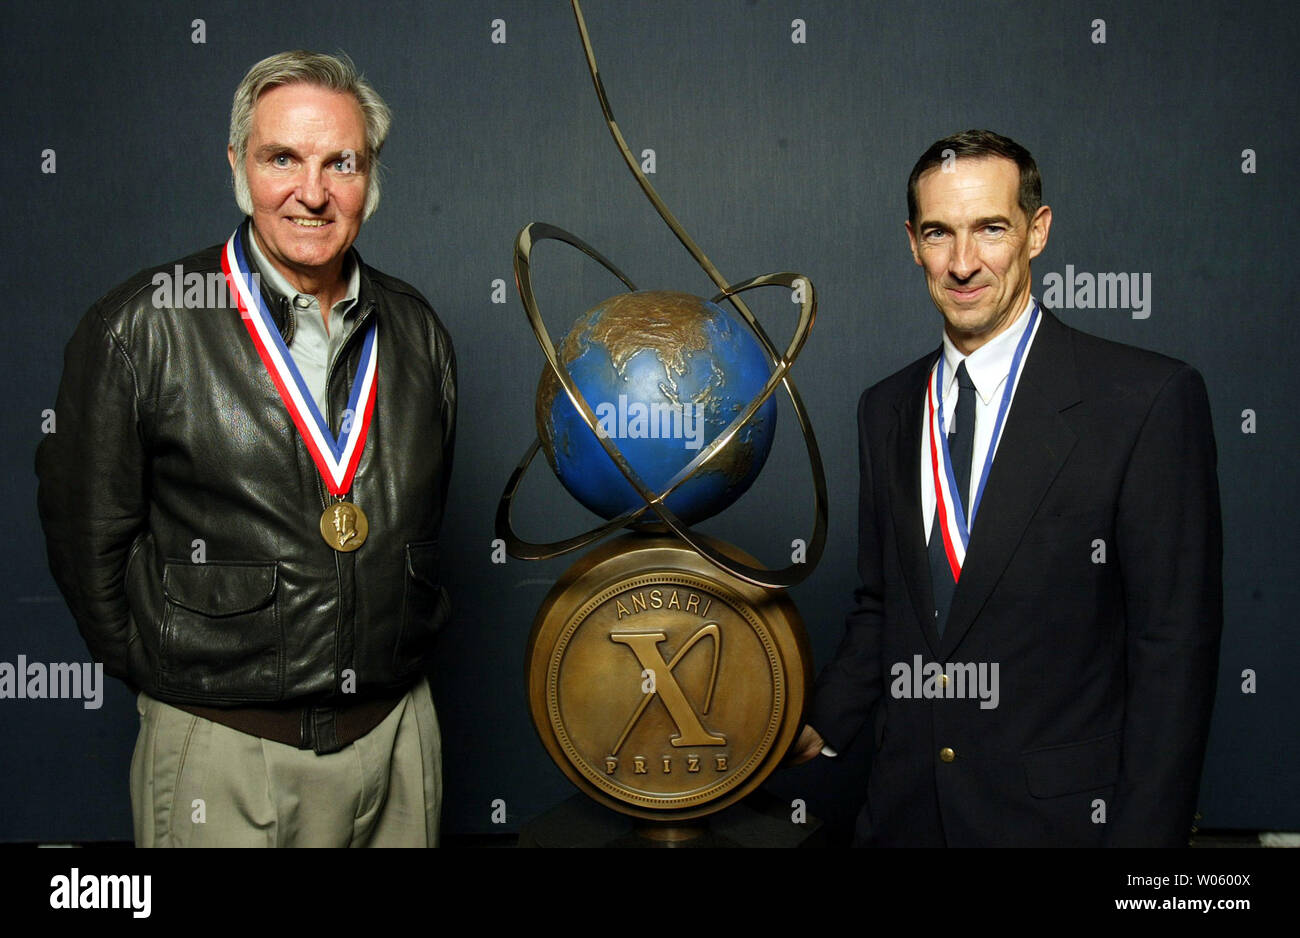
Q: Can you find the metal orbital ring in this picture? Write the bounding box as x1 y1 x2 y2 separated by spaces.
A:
494 223 827 590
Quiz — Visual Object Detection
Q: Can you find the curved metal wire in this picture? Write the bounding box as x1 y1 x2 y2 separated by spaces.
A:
492 2 830 589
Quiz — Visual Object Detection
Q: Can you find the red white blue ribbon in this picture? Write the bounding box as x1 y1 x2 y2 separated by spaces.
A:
221 227 377 495
926 302 1041 581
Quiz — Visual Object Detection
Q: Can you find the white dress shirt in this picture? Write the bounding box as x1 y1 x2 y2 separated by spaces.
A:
921 296 1041 542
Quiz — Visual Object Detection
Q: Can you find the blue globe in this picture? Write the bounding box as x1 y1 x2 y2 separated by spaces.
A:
536 291 777 525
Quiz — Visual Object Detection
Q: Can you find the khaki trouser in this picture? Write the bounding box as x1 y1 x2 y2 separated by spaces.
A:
130 678 441 847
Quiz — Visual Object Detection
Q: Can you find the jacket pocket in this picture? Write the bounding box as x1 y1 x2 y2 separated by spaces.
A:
157 561 283 700
393 541 450 673
1022 730 1120 798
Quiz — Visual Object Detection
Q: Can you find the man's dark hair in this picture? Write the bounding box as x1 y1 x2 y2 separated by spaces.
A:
907 130 1042 227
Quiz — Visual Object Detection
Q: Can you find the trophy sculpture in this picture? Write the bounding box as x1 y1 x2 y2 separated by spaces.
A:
497 2 828 837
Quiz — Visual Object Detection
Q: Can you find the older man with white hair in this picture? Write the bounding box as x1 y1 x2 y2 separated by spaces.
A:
37 51 456 847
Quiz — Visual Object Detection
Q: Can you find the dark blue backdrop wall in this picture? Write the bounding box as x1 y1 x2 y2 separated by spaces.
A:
2 0 1296 841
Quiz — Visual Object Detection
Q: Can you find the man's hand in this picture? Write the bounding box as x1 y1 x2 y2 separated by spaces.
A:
788 725 825 765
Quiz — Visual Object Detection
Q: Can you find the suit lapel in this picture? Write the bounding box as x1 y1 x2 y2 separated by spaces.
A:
939 308 1082 655
888 352 943 655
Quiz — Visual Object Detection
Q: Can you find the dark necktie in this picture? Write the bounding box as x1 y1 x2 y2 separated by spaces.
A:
928 360 977 636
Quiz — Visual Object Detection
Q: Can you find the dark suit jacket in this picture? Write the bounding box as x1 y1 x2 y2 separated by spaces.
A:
807 308 1223 847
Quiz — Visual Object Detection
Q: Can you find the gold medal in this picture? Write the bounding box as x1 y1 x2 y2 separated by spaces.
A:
320 500 369 552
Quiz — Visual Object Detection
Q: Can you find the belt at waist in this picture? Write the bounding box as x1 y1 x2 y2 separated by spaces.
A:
170 688 408 755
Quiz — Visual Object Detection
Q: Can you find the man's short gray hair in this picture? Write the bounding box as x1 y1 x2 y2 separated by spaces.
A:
229 50 392 221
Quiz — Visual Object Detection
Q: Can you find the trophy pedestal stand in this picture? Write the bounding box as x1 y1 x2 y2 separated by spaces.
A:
517 792 825 848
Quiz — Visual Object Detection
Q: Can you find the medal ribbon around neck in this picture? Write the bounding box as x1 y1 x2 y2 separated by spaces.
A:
221 227 378 496
926 301 1041 581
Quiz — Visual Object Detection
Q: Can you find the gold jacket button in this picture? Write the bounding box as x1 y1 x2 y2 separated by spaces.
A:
939 747 955 763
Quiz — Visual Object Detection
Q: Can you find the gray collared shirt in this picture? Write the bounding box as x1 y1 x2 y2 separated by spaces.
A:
246 228 362 417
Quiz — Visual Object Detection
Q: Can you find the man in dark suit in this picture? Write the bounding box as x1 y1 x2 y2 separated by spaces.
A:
791 130 1223 847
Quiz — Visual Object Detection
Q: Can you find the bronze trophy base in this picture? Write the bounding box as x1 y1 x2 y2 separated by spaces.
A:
525 531 813 825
